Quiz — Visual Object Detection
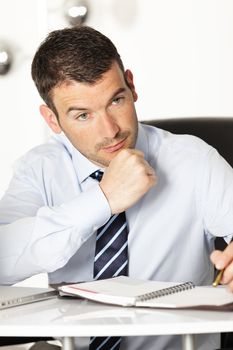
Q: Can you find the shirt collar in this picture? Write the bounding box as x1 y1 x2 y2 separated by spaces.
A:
53 123 149 184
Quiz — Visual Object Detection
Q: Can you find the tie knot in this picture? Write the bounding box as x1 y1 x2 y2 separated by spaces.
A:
90 170 103 182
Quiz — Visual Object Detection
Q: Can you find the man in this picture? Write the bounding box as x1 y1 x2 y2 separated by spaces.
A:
0 25 233 350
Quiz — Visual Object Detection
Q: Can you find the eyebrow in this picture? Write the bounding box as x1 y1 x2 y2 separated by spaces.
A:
66 106 86 115
66 87 127 115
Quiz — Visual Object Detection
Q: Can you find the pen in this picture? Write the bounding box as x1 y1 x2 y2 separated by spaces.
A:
212 269 224 287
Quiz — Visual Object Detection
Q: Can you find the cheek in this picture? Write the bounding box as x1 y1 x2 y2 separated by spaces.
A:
125 112 138 131
70 129 96 152
125 103 137 122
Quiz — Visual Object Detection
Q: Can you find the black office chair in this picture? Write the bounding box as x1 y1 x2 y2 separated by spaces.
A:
143 117 233 251
143 117 233 166
144 117 233 349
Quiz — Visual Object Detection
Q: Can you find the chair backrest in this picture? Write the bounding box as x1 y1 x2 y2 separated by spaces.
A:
143 117 233 251
143 117 233 167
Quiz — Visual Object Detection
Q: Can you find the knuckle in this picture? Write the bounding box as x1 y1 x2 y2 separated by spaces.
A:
130 154 141 165
123 148 131 156
121 148 133 159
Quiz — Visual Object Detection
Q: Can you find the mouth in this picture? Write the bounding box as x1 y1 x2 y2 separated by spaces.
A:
102 138 127 153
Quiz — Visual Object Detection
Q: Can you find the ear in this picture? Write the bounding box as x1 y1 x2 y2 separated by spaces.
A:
125 69 138 102
39 104 62 134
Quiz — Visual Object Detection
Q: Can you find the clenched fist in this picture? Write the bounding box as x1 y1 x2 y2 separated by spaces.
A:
100 149 157 214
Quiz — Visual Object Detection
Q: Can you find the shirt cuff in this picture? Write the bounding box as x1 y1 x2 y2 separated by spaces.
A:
62 183 111 240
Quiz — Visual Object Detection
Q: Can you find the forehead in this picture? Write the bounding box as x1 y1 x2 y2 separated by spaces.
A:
52 63 127 112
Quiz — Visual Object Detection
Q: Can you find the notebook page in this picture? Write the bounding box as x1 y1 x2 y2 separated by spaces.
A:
60 276 181 306
136 285 233 308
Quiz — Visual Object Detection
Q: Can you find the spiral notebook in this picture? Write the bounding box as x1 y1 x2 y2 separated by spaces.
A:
59 276 233 310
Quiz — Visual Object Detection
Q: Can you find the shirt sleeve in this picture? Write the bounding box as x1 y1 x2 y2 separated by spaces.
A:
0 158 111 284
198 147 233 238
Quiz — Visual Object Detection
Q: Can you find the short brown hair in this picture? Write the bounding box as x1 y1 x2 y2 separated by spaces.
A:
31 26 125 113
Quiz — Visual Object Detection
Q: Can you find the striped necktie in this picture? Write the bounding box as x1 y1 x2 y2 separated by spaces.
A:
89 170 128 350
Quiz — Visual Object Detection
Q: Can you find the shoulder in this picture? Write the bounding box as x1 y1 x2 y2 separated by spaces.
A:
140 122 213 159
14 136 72 175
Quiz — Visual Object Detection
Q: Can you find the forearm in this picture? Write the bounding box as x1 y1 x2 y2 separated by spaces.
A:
0 185 111 284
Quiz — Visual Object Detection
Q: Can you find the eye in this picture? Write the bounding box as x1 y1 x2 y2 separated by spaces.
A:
76 113 89 121
112 96 124 105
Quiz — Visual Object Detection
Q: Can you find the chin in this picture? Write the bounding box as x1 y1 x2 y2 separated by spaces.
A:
93 141 134 167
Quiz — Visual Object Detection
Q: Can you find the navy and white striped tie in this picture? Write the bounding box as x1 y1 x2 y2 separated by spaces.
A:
89 170 128 350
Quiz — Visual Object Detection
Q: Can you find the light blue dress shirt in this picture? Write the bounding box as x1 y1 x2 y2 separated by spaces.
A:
0 123 233 349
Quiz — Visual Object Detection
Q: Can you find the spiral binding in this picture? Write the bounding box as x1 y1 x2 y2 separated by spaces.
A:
136 281 195 302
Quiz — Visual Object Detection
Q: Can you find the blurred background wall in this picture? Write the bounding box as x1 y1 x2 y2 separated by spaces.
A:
0 0 232 218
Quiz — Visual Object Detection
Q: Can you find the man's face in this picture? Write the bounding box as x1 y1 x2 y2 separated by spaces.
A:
41 62 138 167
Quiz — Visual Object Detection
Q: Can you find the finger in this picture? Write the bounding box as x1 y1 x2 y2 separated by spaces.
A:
210 250 222 266
227 283 233 292
148 170 156 178
148 173 157 187
214 243 233 270
130 149 145 157
114 149 144 165
226 278 233 292
221 262 233 285
216 243 233 269
120 148 144 158
142 160 155 175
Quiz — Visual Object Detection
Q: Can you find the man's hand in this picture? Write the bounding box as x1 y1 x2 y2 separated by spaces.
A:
100 149 157 214
210 242 233 292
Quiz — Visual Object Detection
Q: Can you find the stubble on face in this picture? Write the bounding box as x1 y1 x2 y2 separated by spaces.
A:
50 63 139 167
87 125 138 167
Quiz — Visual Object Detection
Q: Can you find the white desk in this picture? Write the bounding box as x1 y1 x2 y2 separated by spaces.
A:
0 297 233 350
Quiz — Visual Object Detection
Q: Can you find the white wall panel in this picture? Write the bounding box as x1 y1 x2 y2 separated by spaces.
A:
0 0 232 217
0 0 46 197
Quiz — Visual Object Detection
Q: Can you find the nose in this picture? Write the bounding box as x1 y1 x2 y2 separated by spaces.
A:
97 112 120 139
